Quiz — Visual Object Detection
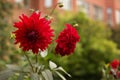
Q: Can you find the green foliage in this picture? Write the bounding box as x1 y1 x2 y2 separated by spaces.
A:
0 0 14 69
111 26 120 49
0 1 119 79
51 12 120 80
0 54 71 80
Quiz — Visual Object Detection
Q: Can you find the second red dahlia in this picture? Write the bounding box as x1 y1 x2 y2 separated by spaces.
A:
55 24 80 56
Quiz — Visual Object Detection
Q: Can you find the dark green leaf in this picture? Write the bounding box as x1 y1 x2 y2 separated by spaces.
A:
55 71 66 80
18 73 25 80
30 73 39 80
0 70 14 80
42 69 53 80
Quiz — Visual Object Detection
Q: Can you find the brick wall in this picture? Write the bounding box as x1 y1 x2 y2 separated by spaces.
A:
10 0 120 27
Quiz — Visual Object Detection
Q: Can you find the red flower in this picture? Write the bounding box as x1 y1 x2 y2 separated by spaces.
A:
110 59 119 69
55 24 80 56
13 12 54 54
109 59 120 79
117 71 120 78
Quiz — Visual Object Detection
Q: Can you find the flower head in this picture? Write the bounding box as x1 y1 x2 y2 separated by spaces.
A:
55 24 80 56
110 59 119 69
13 12 54 54
117 71 120 78
109 59 120 79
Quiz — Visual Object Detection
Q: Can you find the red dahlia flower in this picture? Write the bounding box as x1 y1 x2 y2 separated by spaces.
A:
110 59 119 69
110 59 120 79
117 71 120 78
13 12 54 54
55 24 80 56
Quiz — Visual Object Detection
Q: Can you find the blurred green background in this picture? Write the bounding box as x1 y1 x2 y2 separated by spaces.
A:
1 0 120 80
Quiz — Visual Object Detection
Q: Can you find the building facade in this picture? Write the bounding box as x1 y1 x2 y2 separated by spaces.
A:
75 0 120 27
11 0 120 27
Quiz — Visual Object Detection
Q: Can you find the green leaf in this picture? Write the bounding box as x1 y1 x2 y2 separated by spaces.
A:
30 73 39 80
56 67 71 77
49 61 57 70
23 66 31 72
40 49 48 57
18 73 25 80
37 65 45 73
6 64 21 71
39 75 43 80
0 70 14 80
55 71 66 80
42 69 53 80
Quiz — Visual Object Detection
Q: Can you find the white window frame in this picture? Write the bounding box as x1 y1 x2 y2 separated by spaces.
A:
116 10 120 24
77 0 90 16
45 0 52 8
15 0 23 3
107 8 113 26
93 5 103 21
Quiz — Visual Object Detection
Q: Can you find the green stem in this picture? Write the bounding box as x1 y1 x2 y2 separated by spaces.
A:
49 3 58 16
13 70 30 73
35 54 38 72
36 54 38 64
24 52 34 72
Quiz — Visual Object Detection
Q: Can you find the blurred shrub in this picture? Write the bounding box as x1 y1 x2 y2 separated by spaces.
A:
50 12 120 80
111 25 120 49
0 2 119 79
0 0 14 70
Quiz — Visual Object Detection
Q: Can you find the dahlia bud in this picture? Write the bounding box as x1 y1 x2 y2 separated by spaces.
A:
73 23 79 27
29 9 35 12
58 2 64 8
45 15 53 20
10 33 15 39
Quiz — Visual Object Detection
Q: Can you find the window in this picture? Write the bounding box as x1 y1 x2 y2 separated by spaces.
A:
107 8 113 26
82 2 89 16
77 0 90 16
45 0 52 8
15 0 24 8
23 0 29 8
93 5 103 21
77 0 83 6
58 0 71 10
15 0 23 3
116 10 120 24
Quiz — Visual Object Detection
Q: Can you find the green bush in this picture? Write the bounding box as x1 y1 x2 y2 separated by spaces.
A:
111 26 120 49
0 0 14 70
50 12 120 80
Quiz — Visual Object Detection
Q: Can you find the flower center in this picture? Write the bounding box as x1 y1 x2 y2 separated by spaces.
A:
26 30 38 43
